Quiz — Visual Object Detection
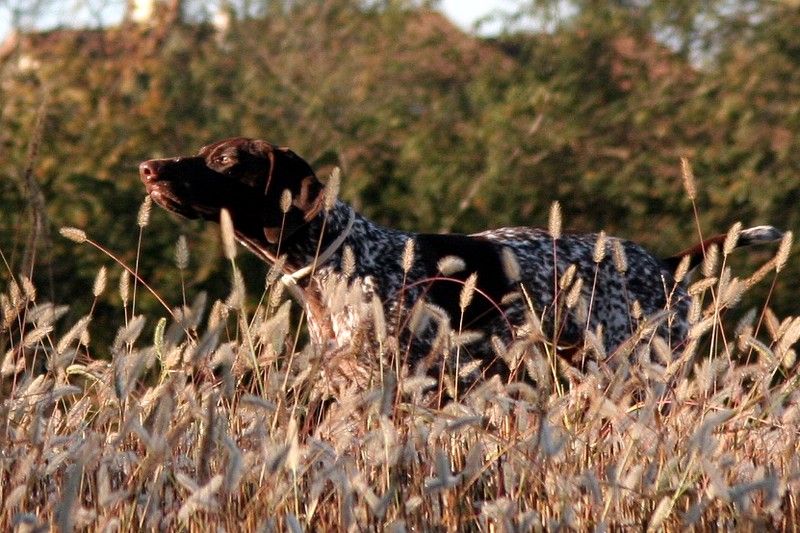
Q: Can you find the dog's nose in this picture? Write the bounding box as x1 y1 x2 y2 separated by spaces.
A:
139 160 164 183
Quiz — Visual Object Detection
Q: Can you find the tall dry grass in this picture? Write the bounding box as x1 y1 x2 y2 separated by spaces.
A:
1 185 799 531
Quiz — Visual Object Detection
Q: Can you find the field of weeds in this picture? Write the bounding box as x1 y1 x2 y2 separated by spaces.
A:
1 194 799 532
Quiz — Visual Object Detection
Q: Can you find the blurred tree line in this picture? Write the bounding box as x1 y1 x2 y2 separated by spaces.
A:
1 0 798 340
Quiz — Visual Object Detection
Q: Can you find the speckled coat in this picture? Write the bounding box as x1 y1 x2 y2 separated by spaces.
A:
281 199 691 376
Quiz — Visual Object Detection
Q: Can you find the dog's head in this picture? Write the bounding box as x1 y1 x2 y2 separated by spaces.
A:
139 137 324 244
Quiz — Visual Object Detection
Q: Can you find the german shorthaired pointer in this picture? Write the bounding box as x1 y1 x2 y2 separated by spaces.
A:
140 137 781 380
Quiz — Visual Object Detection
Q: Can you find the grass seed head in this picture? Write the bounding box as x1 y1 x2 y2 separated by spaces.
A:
681 156 697 200
549 201 562 239
266 255 287 285
689 296 702 323
631 299 642 321
723 222 742 256
226 268 245 310
113 314 146 350
459 273 478 312
269 282 285 308
342 245 356 278
559 264 577 290
23 325 52 348
402 238 415 273
612 240 628 273
137 195 152 227
783 348 796 368
220 208 237 260
776 230 793 273
8 279 20 307
93 266 107 297
20 275 36 301
280 189 292 213
437 255 465 276
702 243 719 278
372 294 386 342
593 231 607 263
566 277 584 309
719 276 745 308
2 295 16 329
501 247 521 282
119 269 130 306
56 315 92 355
325 167 341 211
408 300 429 336
458 358 483 378
674 254 691 283
79 327 91 347
175 235 189 270
60 227 87 243
208 299 228 330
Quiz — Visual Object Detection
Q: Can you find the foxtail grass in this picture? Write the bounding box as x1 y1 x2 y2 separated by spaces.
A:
1 168 797 531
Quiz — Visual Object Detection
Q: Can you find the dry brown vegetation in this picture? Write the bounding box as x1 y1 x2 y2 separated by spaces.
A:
1 189 798 531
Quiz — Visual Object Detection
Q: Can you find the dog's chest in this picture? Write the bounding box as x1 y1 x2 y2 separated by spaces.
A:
309 269 382 348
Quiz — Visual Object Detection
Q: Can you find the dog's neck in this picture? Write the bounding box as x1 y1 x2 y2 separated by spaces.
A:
291 200 412 279
282 200 358 269
238 200 411 281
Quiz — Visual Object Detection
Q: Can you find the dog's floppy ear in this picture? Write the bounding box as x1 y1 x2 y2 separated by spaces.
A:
273 146 324 220
256 144 325 244
295 174 324 221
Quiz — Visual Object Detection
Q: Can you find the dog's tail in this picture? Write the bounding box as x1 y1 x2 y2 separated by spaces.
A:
662 225 784 273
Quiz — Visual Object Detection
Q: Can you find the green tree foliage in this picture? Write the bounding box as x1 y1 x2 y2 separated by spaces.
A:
0 0 797 336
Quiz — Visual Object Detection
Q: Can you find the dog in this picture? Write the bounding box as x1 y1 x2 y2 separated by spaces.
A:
140 137 782 382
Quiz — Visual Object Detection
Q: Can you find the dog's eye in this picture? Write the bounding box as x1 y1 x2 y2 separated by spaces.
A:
216 155 233 165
